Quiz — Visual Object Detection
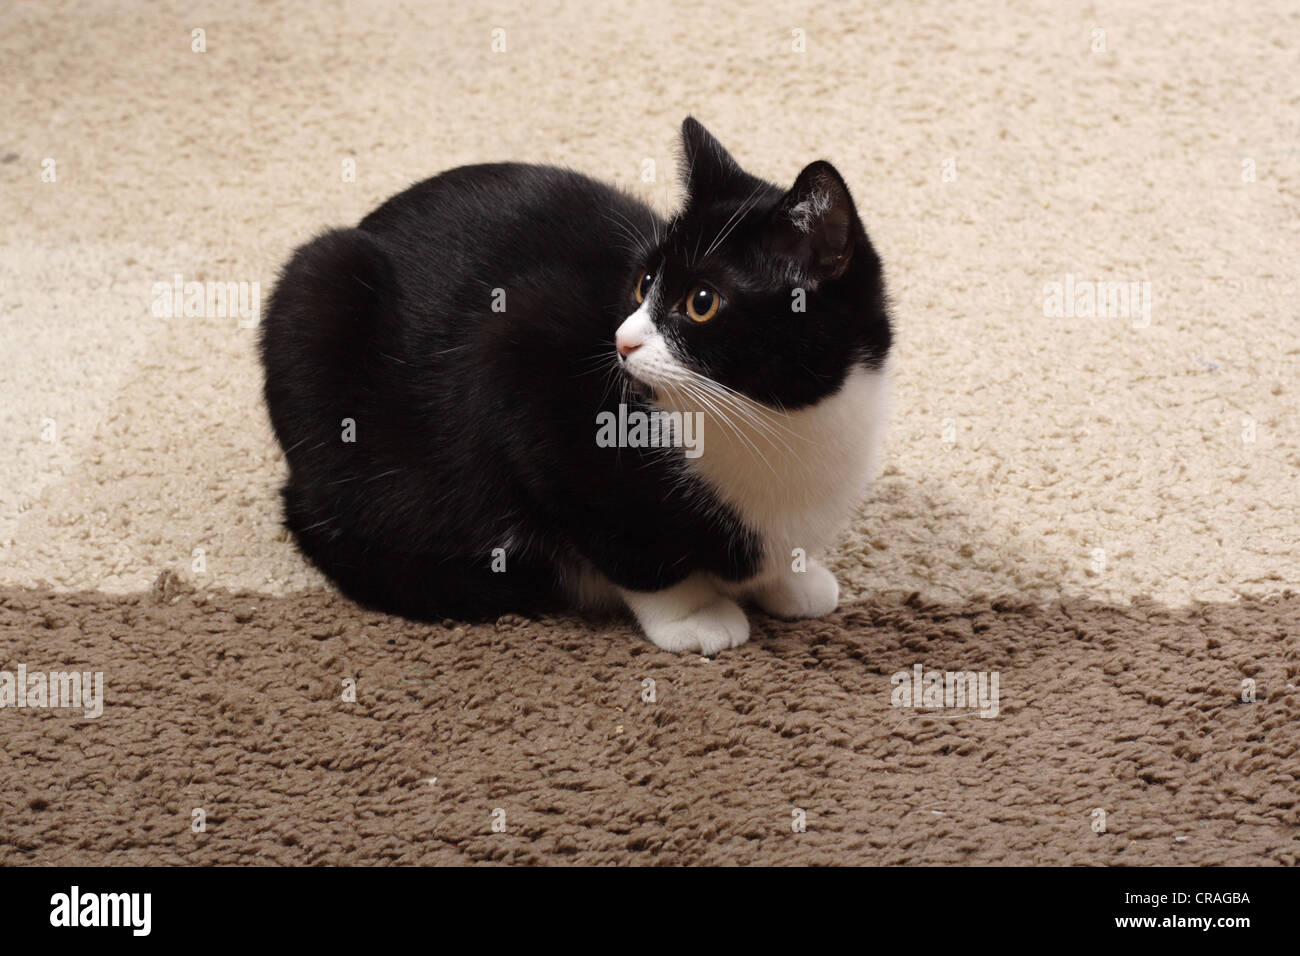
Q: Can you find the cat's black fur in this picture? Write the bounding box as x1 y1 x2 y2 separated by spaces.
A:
260 118 890 621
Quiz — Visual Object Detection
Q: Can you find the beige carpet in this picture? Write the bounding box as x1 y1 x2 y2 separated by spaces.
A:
1 0 1298 864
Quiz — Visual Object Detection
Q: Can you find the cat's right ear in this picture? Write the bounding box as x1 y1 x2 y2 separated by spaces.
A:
765 161 857 287
680 117 743 201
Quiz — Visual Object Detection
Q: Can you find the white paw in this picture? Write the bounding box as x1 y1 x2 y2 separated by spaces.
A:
642 597 750 656
754 562 840 619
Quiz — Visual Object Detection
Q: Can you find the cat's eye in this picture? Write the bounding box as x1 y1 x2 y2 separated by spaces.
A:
684 285 720 323
634 271 654 304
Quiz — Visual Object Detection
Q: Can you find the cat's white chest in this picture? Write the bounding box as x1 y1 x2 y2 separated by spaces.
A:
681 365 890 579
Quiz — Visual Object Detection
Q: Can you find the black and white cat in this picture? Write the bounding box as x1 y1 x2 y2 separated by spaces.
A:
261 118 891 654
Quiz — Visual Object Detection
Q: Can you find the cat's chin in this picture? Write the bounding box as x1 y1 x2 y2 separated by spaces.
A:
620 371 659 405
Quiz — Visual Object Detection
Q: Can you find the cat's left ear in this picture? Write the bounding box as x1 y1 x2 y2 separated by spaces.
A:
680 116 744 200
766 161 858 286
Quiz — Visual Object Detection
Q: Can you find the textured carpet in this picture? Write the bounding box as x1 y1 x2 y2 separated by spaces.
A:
2 0 1299 865
3 0 1297 604
3 577 1297 865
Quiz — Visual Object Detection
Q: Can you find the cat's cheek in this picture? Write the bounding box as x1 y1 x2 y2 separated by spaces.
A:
624 337 671 381
619 330 682 390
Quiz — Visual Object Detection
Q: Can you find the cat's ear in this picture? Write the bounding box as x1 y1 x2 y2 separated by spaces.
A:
766 161 857 285
680 116 743 200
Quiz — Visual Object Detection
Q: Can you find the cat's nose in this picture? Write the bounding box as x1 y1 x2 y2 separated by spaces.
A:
615 311 652 358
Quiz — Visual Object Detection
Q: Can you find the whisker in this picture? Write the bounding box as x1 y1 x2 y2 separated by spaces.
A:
659 372 780 477
676 366 802 451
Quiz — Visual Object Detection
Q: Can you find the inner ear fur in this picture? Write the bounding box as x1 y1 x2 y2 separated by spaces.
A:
767 161 857 284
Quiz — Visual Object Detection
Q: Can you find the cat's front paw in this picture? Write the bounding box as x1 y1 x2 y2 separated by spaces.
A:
643 597 750 656
754 562 840 619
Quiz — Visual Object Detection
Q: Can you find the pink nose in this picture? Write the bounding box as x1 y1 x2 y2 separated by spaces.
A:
617 337 641 358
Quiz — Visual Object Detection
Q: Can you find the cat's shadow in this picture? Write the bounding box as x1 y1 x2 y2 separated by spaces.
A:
832 468 1067 609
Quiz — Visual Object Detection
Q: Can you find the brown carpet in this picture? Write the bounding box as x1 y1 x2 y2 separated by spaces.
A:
3 575 1296 865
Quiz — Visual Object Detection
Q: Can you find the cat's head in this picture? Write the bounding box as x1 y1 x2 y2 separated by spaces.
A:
615 117 891 411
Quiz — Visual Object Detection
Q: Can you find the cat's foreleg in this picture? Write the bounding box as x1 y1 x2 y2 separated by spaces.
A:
751 559 840 620
619 573 750 655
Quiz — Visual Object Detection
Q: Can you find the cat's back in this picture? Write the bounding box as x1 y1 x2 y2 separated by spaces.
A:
261 160 662 528
359 162 654 269
345 161 661 376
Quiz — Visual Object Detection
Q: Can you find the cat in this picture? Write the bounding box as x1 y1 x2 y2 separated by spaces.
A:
260 117 891 654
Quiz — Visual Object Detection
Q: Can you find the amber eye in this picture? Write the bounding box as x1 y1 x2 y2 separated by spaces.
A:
634 271 654 304
684 285 720 323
